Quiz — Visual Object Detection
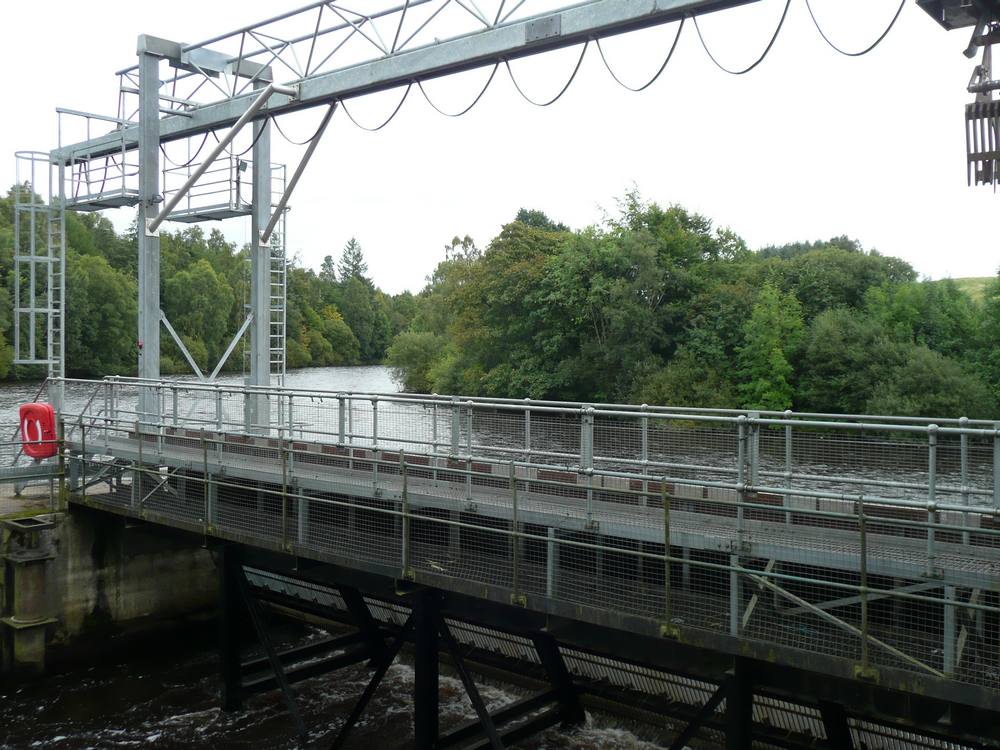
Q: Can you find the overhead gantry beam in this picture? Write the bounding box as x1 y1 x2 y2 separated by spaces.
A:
53 0 760 163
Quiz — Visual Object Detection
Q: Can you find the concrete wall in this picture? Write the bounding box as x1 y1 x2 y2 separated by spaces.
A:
2 505 218 674
51 506 217 640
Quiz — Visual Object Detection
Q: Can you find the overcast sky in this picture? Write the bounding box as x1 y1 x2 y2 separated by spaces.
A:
1 1 996 295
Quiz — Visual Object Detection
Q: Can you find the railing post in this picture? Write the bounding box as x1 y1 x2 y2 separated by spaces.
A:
960 417 970 546
338 395 346 444
783 410 792 526
510 462 522 605
859 496 871 674
729 553 740 637
927 424 938 578
524 398 532 466
172 385 178 427
431 394 439 454
546 527 558 598
944 585 956 675
582 406 594 524
662 478 673 632
400 449 410 579
80 417 87 500
465 400 473 504
281 436 289 551
372 397 379 493
641 405 649 509
736 415 747 544
286 394 295 474
993 421 1000 511
215 386 223 432
133 419 141 511
451 396 460 456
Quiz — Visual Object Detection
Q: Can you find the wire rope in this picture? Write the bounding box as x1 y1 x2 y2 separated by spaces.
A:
339 84 413 131
505 41 589 106
693 0 791 75
418 63 500 117
159 133 210 168
272 104 338 145
805 0 906 57
596 17 686 92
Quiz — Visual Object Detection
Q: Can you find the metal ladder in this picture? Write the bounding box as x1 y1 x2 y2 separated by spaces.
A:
268 210 287 386
13 152 65 379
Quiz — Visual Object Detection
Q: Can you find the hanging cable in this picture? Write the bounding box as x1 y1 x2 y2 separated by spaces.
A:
693 0 791 75
159 133 210 168
597 17 686 92
340 84 413 131
805 0 905 57
273 104 337 145
210 119 270 157
505 41 589 106
418 63 500 117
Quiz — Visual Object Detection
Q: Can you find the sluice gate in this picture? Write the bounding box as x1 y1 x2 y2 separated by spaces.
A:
47 376 1000 748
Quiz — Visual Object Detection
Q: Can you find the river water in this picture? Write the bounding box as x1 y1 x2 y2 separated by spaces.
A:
0 366 670 750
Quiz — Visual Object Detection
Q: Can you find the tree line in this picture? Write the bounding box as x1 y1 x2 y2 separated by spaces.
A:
0 186 413 379
387 195 1000 418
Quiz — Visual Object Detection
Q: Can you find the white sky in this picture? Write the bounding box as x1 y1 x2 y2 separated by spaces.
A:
1 0 997 295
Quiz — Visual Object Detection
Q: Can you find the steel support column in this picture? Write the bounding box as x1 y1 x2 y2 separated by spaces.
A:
413 590 440 749
247 79 272 432
218 546 244 712
137 40 161 424
725 660 753 750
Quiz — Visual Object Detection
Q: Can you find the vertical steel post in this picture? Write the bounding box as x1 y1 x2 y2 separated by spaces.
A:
663 479 672 626
510 462 520 602
927 425 938 577
784 411 792 526
431 397 438 453
171 386 178 427
994 422 1000 511
582 407 594 523
859 497 870 671
451 396 460 455
372 397 379 492
338 395 346 443
944 585 956 675
960 417 970 545
400 449 410 578
729 553 740 637
546 527 558 598
524 398 532 465
137 40 161 425
465 401 473 504
247 79 272 432
641 405 649 508
736 416 747 543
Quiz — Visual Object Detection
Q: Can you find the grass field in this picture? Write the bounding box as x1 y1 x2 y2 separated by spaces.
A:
943 276 992 302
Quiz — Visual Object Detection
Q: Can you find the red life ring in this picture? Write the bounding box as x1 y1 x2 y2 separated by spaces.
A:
20 403 58 460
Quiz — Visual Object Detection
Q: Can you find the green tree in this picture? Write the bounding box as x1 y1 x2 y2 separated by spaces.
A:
320 254 337 282
338 237 368 281
386 331 444 392
737 284 804 410
64 252 137 376
866 346 995 418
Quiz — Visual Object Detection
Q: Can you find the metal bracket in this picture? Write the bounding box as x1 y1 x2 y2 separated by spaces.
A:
144 218 159 238
526 14 561 43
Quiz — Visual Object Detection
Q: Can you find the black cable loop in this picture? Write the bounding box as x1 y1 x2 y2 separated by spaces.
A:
159 133 210 168
210 120 270 158
805 0 905 57
340 84 413 131
597 17 686 92
272 104 337 145
505 41 589 106
418 63 500 117
693 0 791 75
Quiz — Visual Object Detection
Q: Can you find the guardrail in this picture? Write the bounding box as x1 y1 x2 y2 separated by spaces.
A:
57 376 1000 699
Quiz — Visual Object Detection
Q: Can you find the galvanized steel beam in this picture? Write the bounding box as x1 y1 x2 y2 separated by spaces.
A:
52 0 759 163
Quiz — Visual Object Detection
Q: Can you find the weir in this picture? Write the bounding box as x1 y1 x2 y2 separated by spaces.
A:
14 375 991 748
